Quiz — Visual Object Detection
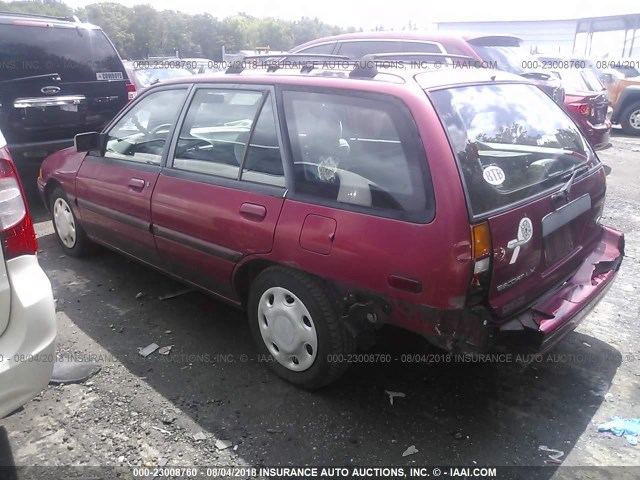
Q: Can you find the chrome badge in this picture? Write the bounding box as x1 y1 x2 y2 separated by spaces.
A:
41 86 61 94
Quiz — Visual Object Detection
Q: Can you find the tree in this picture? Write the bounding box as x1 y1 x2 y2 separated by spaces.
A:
1 1 361 57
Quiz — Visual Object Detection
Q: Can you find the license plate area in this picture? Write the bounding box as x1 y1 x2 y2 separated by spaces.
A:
542 194 591 266
544 225 574 265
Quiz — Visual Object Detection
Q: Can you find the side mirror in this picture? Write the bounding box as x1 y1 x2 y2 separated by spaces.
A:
74 132 106 154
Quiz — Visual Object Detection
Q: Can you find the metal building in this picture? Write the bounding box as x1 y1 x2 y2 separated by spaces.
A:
436 13 640 57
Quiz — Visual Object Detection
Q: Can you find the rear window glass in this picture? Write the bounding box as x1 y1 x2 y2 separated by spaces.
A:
0 24 123 82
283 90 433 222
430 83 595 217
472 46 531 75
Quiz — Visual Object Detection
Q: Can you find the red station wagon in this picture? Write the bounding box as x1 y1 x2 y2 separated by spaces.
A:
38 59 624 389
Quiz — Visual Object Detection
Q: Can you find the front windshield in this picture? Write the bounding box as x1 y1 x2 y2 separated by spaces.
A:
430 83 596 217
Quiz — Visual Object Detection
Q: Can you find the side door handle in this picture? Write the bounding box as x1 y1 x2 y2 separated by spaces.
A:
128 178 146 192
239 202 266 221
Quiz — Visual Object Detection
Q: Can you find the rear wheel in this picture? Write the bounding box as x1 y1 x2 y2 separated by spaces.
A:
50 187 93 257
620 101 640 136
247 267 355 389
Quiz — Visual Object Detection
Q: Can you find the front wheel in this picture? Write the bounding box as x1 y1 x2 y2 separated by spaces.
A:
620 102 640 136
49 187 94 257
248 267 355 389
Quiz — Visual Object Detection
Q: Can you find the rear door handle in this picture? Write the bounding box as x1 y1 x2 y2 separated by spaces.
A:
128 178 146 191
239 202 266 220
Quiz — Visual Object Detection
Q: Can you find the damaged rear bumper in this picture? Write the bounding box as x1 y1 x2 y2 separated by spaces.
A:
495 225 624 353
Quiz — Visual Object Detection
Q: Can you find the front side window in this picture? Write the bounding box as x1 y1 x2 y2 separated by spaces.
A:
105 89 187 165
283 90 431 220
430 83 596 217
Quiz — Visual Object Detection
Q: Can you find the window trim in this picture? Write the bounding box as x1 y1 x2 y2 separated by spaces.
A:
164 83 289 195
276 85 435 224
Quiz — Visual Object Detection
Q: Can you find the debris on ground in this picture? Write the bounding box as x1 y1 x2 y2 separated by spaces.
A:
158 457 169 467
193 432 207 441
135 292 146 300
158 345 174 355
385 390 406 406
538 445 565 463
598 417 640 445
454 432 464 440
402 445 418 457
165 330 172 334
49 360 101 384
159 288 195 301
138 343 159 357
215 439 233 450
582 342 592 348
151 426 172 435
266 428 282 434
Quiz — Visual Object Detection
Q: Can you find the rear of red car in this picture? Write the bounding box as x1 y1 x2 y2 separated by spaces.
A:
425 79 623 353
557 69 611 150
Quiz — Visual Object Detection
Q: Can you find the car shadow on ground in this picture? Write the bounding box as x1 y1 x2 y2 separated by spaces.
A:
29 229 623 477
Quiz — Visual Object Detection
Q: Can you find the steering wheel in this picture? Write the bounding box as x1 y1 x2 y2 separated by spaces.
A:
150 123 173 136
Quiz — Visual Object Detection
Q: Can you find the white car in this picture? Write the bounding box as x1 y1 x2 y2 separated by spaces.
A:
0 130 56 419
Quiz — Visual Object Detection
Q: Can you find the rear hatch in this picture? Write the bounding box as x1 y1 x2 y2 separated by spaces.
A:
0 20 128 146
430 82 606 318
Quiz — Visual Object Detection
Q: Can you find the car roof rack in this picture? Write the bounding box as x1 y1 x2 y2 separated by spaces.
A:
349 53 477 79
0 11 81 23
225 54 352 74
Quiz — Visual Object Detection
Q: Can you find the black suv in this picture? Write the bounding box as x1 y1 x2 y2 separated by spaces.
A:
0 12 129 164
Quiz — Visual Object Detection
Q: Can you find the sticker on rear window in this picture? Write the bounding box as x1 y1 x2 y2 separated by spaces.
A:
96 72 124 81
482 165 505 186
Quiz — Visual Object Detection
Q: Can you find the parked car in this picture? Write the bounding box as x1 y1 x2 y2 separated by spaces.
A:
291 32 565 105
38 62 624 389
0 12 130 164
536 59 611 149
601 68 640 135
0 129 56 418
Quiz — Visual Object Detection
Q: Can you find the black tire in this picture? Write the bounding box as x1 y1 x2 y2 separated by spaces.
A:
49 187 94 257
620 101 640 136
247 267 355 389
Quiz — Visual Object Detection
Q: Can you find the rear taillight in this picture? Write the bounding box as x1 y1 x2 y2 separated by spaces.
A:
568 102 591 117
0 150 37 259
126 83 137 102
468 223 492 302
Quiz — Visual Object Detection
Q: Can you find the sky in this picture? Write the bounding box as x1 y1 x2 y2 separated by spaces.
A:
62 0 639 30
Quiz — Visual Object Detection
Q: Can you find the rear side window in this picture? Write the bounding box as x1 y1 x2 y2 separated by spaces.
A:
283 90 432 222
297 43 336 55
430 83 595 218
0 25 124 82
336 41 404 59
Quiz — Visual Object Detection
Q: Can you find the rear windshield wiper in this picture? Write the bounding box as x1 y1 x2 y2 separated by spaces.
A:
552 165 589 203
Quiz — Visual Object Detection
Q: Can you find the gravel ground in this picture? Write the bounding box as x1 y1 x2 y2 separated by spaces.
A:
1 132 639 480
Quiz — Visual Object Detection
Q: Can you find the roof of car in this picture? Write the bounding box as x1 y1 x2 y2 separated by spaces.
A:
156 64 528 91
293 31 522 50
0 11 100 29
